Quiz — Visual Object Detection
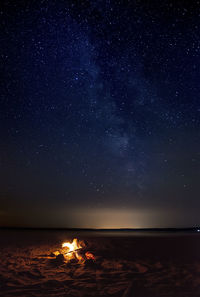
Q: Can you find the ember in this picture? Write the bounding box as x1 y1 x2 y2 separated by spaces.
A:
85 251 95 260
53 238 95 263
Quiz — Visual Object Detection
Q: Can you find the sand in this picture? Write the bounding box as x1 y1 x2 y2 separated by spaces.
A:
0 230 200 297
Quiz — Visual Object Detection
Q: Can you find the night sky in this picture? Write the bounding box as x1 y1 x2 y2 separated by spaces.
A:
1 0 200 228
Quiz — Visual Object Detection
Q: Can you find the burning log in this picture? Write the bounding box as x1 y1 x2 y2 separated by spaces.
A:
52 254 65 266
63 248 82 255
52 238 96 264
36 238 96 265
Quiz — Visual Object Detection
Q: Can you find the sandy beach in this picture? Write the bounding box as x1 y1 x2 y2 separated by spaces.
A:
0 230 200 297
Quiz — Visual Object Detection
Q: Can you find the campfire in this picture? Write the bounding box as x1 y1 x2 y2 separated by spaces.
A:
52 238 95 263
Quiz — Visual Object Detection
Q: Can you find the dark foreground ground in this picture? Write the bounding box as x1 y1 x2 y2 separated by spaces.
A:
0 230 200 297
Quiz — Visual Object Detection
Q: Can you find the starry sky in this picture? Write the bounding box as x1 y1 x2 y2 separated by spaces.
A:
1 0 200 228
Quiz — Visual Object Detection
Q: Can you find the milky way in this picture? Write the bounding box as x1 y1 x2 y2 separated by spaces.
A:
1 0 200 227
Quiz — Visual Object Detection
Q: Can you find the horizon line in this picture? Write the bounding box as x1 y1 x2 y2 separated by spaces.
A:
0 226 199 231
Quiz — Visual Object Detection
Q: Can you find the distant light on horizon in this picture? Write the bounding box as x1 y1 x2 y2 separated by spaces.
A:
1 206 199 229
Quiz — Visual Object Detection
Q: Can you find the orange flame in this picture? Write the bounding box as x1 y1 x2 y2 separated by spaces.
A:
62 238 81 252
62 238 83 262
53 238 95 263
